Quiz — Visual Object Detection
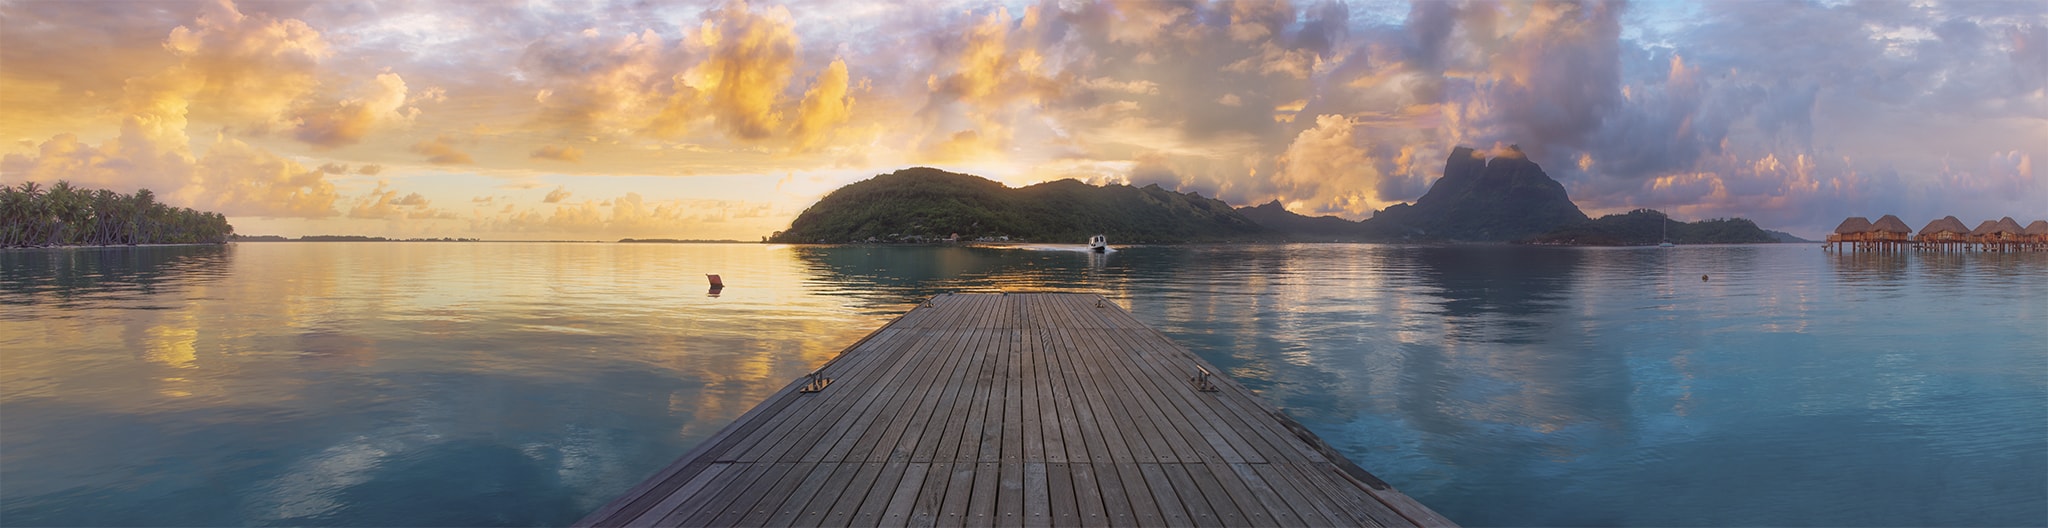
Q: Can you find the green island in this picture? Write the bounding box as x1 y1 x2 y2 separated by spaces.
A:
1522 209 1782 245
770 146 1790 246
1 181 233 248
768 168 1262 244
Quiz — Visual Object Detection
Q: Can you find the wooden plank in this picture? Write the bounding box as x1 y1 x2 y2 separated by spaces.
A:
1064 462 1111 528
730 462 822 526
635 464 755 526
732 327 923 464
915 326 991 463
1039 324 1082 465
1096 299 1329 464
876 462 930 527
965 462 1000 528
820 462 888 526
584 293 1454 528
796 326 953 463
1045 462 1080 528
657 462 782 526
1069 296 1250 467
581 322 915 526
849 462 917 526
755 462 846 527
1109 325 1307 465
1109 463 1164 527
1182 462 1252 527
1219 462 1319 527
1088 325 1257 465
1247 462 1350 527
861 324 974 463
619 462 730 528
996 462 1025 527
1135 463 1194 527
1159 463 1224 528
1023 462 1051 528
1021 328 1046 465
785 460 867 527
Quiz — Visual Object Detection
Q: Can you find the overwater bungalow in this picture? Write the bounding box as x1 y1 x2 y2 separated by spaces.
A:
1827 216 1873 251
1994 217 2027 252
1915 216 1972 252
1869 215 1913 251
2027 220 2048 251
1968 218 2022 252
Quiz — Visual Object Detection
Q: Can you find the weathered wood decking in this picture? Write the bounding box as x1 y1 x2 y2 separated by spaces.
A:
579 293 1453 527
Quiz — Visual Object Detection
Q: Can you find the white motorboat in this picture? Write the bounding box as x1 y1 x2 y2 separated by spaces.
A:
1089 234 1108 253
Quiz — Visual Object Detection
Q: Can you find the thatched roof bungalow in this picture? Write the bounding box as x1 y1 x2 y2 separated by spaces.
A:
1870 215 1912 241
2028 220 2048 247
1917 216 1970 240
1835 217 1873 234
1969 220 2004 237
1996 217 2026 239
1827 216 1874 249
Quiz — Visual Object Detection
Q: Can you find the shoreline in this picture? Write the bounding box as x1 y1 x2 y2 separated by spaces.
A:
1 242 227 252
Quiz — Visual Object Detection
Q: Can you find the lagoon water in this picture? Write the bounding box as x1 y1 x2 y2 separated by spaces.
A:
2 242 2044 526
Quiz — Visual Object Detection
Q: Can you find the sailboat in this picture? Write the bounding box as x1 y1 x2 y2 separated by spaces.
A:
1660 213 1675 248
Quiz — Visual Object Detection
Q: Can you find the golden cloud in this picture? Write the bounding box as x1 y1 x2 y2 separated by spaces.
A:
292 72 415 149
543 185 572 203
530 144 584 162
348 180 452 220
410 134 472 164
481 192 774 235
187 134 341 218
147 0 330 131
1275 114 1385 217
691 1 799 140
790 59 854 152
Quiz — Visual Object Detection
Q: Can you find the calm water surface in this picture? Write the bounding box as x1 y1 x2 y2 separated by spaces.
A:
2 243 2043 526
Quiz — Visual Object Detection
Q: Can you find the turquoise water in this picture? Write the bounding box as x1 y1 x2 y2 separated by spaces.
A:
2 243 2043 526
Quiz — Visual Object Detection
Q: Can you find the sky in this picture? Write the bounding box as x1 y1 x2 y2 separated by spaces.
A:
2 0 2042 240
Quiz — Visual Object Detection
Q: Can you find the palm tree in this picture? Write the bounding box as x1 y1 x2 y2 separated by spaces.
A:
1 182 235 247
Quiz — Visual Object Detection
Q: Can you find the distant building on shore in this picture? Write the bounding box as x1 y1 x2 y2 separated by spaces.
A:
1830 215 2047 253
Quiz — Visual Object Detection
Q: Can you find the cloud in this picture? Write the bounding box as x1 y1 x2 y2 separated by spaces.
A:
516 1 861 154
523 27 695 138
692 1 800 140
6 0 2045 238
1275 115 1386 217
349 180 453 220
409 134 471 164
187 134 342 217
543 185 572 203
480 191 775 236
0 126 340 219
790 58 854 151
144 0 332 132
291 72 415 149
391 192 428 206
530 144 584 162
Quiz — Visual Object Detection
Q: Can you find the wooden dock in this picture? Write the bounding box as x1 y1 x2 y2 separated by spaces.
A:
579 293 1454 527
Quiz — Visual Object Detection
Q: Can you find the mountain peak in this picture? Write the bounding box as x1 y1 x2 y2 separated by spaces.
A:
1368 145 1588 241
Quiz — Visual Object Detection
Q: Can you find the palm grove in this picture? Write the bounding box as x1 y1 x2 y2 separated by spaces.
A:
1 181 234 247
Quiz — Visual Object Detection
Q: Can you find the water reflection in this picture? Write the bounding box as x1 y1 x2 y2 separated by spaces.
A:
2 243 2042 527
0 245 232 308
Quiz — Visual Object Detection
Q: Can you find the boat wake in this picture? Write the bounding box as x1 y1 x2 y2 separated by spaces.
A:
993 244 1115 253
